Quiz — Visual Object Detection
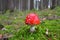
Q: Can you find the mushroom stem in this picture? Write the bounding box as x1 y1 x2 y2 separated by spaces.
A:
46 29 49 36
30 26 36 32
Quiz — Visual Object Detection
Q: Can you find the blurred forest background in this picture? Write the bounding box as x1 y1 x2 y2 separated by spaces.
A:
0 0 60 13
0 0 60 40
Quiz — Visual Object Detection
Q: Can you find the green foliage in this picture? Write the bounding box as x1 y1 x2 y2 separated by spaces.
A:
54 6 60 16
0 6 60 40
9 25 47 40
8 19 60 40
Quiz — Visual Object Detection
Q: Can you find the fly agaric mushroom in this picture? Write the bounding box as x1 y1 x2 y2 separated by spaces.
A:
25 13 40 32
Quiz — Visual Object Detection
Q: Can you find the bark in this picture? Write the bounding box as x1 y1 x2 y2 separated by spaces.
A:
41 0 44 10
8 0 14 10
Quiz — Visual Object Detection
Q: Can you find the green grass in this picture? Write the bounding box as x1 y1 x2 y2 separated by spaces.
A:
8 19 60 40
0 7 60 40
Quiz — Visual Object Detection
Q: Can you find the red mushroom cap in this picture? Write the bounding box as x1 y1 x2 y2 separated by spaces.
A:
25 13 40 25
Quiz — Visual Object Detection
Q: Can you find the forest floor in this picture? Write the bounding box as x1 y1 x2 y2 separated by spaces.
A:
0 7 60 40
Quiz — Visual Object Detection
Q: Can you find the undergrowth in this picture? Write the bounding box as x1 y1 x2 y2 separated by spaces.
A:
0 6 60 40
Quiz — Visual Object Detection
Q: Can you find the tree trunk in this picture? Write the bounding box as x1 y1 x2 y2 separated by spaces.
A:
8 0 14 10
41 0 44 10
